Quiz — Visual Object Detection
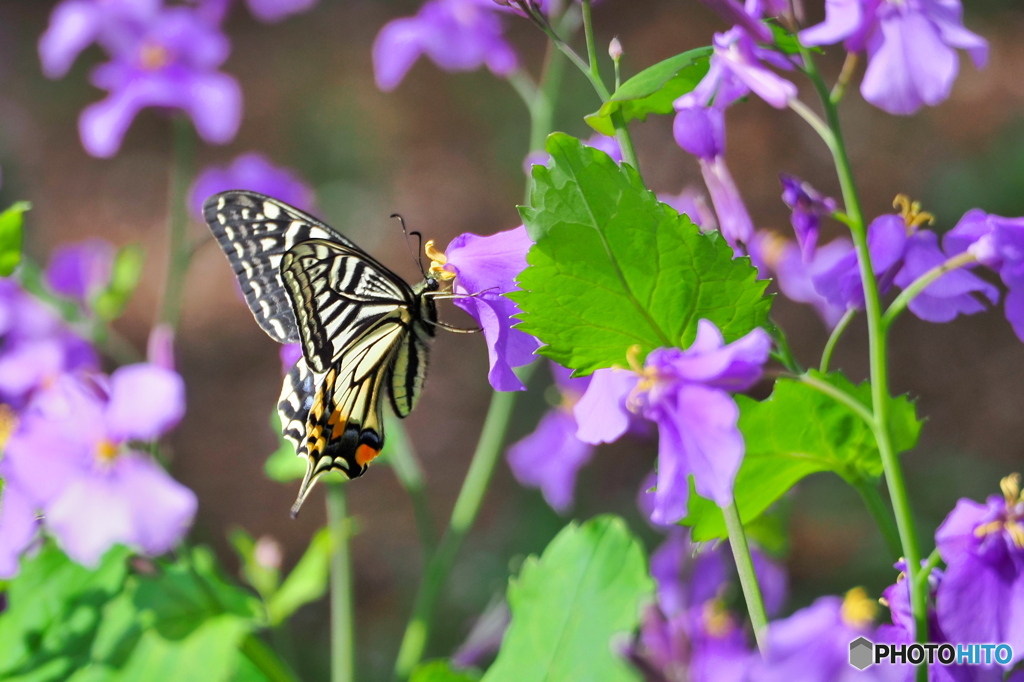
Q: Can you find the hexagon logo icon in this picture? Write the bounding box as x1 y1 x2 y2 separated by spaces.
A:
849 637 874 670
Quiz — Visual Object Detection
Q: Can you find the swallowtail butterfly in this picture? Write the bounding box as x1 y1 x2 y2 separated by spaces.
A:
204 191 444 516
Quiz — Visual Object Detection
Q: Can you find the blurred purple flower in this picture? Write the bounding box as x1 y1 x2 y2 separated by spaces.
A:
246 0 318 23
695 0 775 42
437 225 540 391
780 174 836 260
944 210 1024 342
658 187 717 231
147 323 177 371
0 474 40 579
189 153 315 219
672 105 754 249
1 366 195 569
892 230 998 323
0 279 97 409
749 590 906 681
934 474 1024 667
372 0 518 92
769 236 851 328
451 599 510 669
506 364 593 512
523 132 622 174
677 27 797 112
811 213 909 310
44 238 115 305
279 342 303 374
800 0 987 115
41 2 242 157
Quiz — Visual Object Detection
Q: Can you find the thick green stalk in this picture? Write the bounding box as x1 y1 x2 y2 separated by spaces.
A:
800 47 928 662
392 366 534 679
240 634 301 682
158 117 195 328
385 415 437 554
723 501 768 654
327 485 355 682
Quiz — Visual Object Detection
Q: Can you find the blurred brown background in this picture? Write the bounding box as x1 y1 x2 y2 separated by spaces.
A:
2 0 1023 678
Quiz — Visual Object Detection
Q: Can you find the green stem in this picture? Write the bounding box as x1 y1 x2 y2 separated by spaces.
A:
327 485 354 682
800 46 928 665
851 478 903 560
830 52 859 105
798 373 875 428
882 251 976 330
916 548 942 588
393 365 535 679
723 501 768 654
240 634 301 682
820 308 855 373
769 320 802 374
158 117 196 328
384 415 437 554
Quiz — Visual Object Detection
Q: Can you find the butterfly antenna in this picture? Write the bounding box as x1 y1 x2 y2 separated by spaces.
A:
392 213 427 278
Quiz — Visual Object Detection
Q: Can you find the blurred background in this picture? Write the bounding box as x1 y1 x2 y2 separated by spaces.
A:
2 0 1024 678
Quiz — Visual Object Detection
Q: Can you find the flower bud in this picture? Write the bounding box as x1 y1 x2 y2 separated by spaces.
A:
254 536 283 571
608 37 622 61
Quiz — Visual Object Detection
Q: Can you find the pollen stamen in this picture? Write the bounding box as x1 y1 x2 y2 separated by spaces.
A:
95 439 120 463
139 43 171 71
424 240 456 281
893 194 935 231
0 404 17 449
702 599 733 637
1000 473 1022 505
841 586 877 628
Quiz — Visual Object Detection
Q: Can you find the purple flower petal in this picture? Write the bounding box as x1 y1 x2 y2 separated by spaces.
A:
573 368 637 445
779 174 836 260
189 152 315 218
180 71 243 145
39 0 103 79
246 0 318 23
0 483 39 579
647 321 771 391
701 156 755 248
673 106 725 160
658 187 716 231
812 214 908 309
45 238 115 303
445 225 540 391
105 363 186 441
46 469 134 567
280 343 303 374
506 409 594 513
799 0 863 48
118 452 197 555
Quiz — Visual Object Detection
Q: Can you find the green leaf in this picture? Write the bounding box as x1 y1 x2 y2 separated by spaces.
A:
411 661 481 682
0 543 130 682
585 48 712 136
514 134 771 374
92 245 144 321
133 546 261 639
264 409 305 483
111 615 251 682
682 372 922 541
229 529 281 603
266 527 331 626
0 202 31 277
483 515 653 682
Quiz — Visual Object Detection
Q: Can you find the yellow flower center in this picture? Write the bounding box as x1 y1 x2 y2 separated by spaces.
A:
893 194 935 231
139 43 171 71
755 231 790 270
95 439 120 463
841 586 878 629
424 240 456 281
702 599 734 637
974 473 1024 549
0 404 17 450
624 344 658 412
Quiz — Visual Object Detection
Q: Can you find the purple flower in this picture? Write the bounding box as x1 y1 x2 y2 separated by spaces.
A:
749 590 906 681
506 364 593 512
44 238 115 305
677 27 797 112
658 187 717 231
892 230 998 323
780 174 836 260
811 213 909 310
246 0 318 23
372 0 518 92
944 210 1024 342
747 230 850 328
41 2 242 157
0 474 40 579
575 322 770 524
451 599 510 669
189 153 315 219
523 132 622 173
800 0 988 115
672 105 755 248
934 474 1024 667
0 279 97 409
1 366 195 570
435 225 540 391
279 342 303 374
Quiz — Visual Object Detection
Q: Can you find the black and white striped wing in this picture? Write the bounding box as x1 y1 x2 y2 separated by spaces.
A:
281 239 414 374
387 323 433 418
203 190 362 343
281 321 408 515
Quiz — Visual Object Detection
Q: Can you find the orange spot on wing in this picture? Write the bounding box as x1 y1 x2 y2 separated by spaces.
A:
329 410 348 440
355 444 380 466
